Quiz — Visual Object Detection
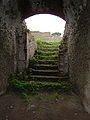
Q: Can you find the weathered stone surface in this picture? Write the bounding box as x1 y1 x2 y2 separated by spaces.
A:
0 0 20 95
0 0 35 93
18 0 65 20
0 0 90 115
31 31 62 41
63 0 90 114
26 30 37 67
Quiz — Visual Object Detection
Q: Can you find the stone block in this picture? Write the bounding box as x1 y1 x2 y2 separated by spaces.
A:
18 61 26 72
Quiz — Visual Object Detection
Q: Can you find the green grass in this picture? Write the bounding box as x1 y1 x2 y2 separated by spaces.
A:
39 44 59 48
39 48 59 51
35 50 58 56
29 57 37 67
35 54 58 57
42 40 63 43
9 78 72 96
35 38 45 44
35 38 63 47
8 39 68 98
29 57 58 66
29 39 60 67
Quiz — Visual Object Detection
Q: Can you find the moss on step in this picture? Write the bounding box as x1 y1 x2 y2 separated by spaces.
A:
35 50 58 56
34 64 58 70
9 78 72 96
39 44 59 48
8 39 71 98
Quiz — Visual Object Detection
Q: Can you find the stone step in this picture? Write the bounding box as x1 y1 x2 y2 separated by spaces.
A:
34 64 58 70
35 51 58 55
39 45 59 48
39 48 59 51
30 75 69 82
31 69 59 76
35 55 58 58
28 40 66 83
42 42 60 45
28 81 70 86
36 60 58 64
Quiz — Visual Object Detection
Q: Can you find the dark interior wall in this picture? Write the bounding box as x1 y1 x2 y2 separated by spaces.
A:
63 0 90 114
0 0 16 94
17 0 65 20
0 0 24 94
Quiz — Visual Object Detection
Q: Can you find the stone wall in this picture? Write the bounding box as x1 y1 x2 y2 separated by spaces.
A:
16 21 27 72
31 31 62 41
31 31 51 39
27 30 37 66
0 0 21 94
63 0 90 114
15 21 36 72
0 0 35 94
58 40 68 77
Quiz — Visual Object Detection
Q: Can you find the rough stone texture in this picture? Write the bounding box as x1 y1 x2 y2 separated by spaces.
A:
0 0 21 95
27 30 37 67
16 21 27 72
31 31 62 41
58 41 68 76
0 0 90 115
0 0 35 93
63 0 90 114
18 0 65 20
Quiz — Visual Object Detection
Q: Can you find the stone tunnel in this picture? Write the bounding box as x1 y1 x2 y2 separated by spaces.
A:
0 0 90 114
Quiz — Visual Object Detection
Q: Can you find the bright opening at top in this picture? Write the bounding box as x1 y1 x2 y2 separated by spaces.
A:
25 14 66 36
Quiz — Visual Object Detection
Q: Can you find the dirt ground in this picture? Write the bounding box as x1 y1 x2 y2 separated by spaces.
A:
0 92 90 120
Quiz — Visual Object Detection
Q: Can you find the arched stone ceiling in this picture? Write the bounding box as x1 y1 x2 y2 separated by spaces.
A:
17 0 65 20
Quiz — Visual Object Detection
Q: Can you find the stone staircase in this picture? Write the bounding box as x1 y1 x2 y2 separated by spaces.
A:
29 40 68 83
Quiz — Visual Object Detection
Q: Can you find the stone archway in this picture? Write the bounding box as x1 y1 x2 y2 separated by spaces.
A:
0 0 90 114
18 0 65 20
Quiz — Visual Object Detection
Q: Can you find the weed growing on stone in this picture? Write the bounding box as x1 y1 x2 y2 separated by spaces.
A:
9 77 72 96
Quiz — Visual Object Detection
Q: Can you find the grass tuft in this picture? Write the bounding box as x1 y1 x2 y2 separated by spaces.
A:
9 78 72 96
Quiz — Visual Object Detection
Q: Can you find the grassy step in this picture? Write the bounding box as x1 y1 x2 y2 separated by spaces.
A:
34 64 58 70
36 60 58 64
35 51 58 56
31 69 59 72
30 75 69 82
30 75 60 79
30 69 66 76
30 59 58 66
35 55 58 60
41 42 60 45
36 50 58 52
9 79 72 95
29 39 64 83
39 48 59 51
39 45 59 48
33 81 70 85
31 69 59 76
9 39 70 95
37 60 58 61
35 55 58 58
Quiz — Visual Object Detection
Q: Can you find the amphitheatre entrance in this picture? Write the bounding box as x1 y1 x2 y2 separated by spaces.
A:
0 0 90 116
